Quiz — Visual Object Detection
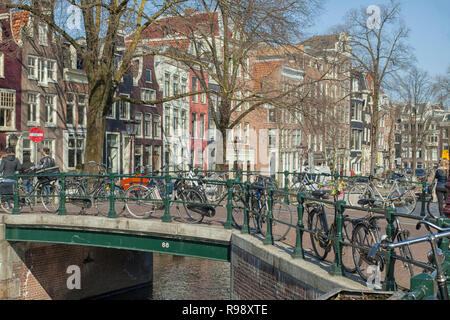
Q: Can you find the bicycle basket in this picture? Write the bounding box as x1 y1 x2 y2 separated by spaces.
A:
120 174 150 190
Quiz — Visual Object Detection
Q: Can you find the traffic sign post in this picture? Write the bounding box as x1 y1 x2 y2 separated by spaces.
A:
29 127 44 143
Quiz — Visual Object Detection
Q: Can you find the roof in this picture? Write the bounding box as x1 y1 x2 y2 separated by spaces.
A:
126 10 221 45
11 10 30 43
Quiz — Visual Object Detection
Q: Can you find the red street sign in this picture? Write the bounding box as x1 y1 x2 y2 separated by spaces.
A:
29 127 44 143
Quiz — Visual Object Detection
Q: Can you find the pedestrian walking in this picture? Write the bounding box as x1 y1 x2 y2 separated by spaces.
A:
433 158 448 216
21 154 34 193
0 147 22 209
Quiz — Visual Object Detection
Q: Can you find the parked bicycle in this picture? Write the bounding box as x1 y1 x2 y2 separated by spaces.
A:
305 189 356 273
351 198 414 282
369 218 450 299
231 175 293 241
347 175 416 214
123 165 215 223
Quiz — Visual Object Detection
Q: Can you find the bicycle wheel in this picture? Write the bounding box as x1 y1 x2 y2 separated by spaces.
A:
93 184 126 216
0 194 13 213
125 185 157 218
392 189 416 215
307 206 331 260
351 223 382 282
203 175 226 203
174 187 205 224
40 182 61 213
258 197 293 241
426 198 440 218
347 184 372 207
396 230 415 277
341 217 357 274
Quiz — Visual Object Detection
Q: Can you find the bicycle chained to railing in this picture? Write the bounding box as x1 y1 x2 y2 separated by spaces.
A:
349 198 415 283
346 174 417 215
368 216 450 300
227 174 294 241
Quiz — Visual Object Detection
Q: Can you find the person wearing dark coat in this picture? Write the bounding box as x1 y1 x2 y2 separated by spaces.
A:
21 154 34 193
0 147 22 201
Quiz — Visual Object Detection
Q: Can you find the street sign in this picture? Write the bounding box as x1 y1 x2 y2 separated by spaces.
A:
29 127 44 143
443 150 449 160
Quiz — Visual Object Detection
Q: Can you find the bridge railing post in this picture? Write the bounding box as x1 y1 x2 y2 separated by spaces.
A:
241 181 250 234
224 178 234 229
58 171 67 215
330 199 345 276
384 207 398 291
292 192 306 259
263 187 274 245
162 174 172 223
12 173 20 215
107 173 117 218
284 170 289 204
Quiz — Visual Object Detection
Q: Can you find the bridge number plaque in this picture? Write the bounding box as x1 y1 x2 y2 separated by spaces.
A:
162 241 170 249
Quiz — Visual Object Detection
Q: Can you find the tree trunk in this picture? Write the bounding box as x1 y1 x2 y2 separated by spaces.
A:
370 93 380 175
84 78 113 174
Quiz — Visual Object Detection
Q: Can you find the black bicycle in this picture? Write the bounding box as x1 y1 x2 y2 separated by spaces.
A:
306 189 356 273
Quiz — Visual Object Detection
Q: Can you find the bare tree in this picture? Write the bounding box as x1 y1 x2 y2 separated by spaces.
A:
131 0 322 169
390 66 434 171
340 0 411 174
5 0 189 172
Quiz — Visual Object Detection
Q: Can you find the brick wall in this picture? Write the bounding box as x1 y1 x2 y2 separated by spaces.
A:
230 233 366 300
231 245 322 300
1 240 153 300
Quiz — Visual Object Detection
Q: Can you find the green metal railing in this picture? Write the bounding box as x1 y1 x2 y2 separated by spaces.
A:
0 168 448 299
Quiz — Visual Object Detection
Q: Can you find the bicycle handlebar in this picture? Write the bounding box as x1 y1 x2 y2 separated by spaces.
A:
416 219 450 233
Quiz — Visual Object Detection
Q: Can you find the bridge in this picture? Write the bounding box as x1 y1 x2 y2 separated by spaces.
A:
0 170 449 300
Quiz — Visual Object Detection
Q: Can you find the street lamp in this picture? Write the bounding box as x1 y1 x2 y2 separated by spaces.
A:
125 119 139 173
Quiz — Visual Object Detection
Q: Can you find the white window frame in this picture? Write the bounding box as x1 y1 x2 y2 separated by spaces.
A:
0 89 15 130
135 112 143 138
27 92 40 126
0 52 4 78
66 93 75 126
44 94 57 127
141 88 156 106
77 94 87 127
144 113 152 138
118 94 130 120
38 24 48 46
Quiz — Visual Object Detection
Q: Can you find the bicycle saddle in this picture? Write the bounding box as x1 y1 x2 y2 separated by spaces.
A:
357 198 376 206
311 190 327 199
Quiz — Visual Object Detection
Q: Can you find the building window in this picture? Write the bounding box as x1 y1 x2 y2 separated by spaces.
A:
118 96 130 120
0 90 15 129
191 77 198 102
0 53 4 78
45 95 56 126
66 93 75 126
191 112 197 138
28 56 37 79
47 60 57 82
173 74 179 95
199 114 205 139
141 88 156 105
67 135 84 169
153 115 161 139
135 112 142 137
77 94 86 126
164 108 171 136
27 93 39 124
267 108 275 123
268 129 276 148
38 24 48 46
164 73 170 97
144 113 152 138
145 69 152 82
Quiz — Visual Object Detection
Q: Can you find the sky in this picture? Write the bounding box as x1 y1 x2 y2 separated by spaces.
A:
305 0 450 79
